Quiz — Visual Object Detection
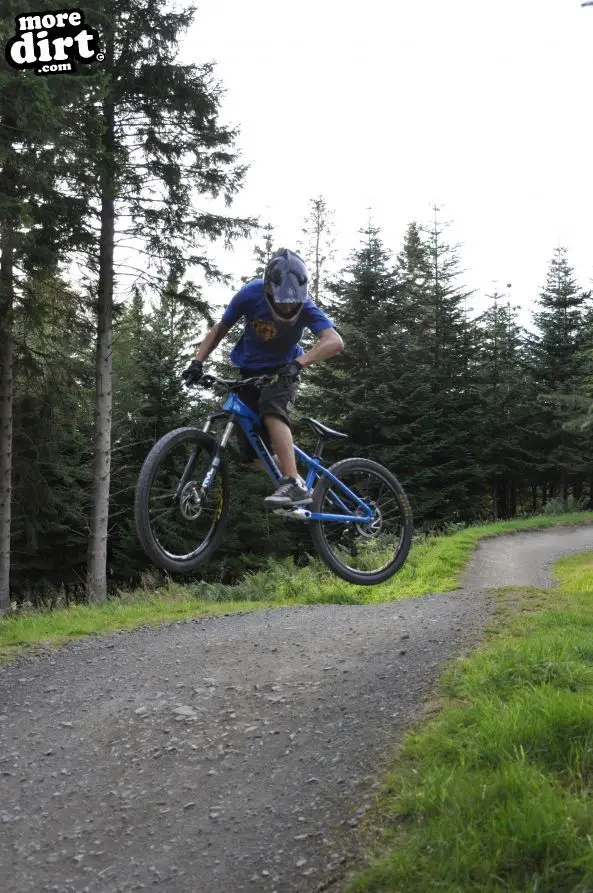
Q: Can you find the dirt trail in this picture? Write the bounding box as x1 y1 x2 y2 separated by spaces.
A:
2 525 592 893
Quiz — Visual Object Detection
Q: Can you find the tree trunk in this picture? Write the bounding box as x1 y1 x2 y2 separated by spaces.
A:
503 478 513 519
86 86 116 604
510 479 517 517
532 485 537 513
0 219 14 612
559 471 567 504
495 480 507 520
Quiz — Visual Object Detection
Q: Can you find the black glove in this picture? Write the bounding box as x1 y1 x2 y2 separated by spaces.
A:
181 359 203 385
277 360 303 382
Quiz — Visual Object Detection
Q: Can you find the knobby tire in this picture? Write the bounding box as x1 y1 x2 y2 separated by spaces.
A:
134 427 230 575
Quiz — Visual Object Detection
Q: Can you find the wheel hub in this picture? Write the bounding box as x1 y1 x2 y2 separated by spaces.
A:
180 481 203 520
356 502 382 537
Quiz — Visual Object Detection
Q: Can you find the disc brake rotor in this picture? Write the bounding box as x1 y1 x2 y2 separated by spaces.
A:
179 481 203 520
355 501 382 537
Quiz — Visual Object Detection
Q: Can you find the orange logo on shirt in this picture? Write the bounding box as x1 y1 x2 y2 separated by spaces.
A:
252 319 278 341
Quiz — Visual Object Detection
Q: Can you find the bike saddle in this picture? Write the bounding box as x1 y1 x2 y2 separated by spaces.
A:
303 417 349 440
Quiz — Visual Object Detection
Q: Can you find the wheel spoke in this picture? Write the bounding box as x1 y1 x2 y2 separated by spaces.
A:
149 505 177 523
314 462 412 580
136 431 227 566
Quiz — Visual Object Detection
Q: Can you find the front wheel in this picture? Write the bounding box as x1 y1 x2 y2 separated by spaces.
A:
134 427 231 574
309 457 413 586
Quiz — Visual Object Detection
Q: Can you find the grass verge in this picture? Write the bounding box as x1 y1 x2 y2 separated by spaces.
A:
1 511 592 662
341 549 593 893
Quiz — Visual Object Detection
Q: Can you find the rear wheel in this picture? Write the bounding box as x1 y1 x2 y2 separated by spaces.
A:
309 457 413 585
134 427 230 574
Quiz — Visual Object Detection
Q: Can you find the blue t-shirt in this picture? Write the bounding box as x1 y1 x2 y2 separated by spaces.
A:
221 279 335 370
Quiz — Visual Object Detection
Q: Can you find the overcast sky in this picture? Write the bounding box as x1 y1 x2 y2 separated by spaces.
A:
178 0 593 328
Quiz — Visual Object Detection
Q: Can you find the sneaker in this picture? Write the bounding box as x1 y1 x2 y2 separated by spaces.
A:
264 476 313 507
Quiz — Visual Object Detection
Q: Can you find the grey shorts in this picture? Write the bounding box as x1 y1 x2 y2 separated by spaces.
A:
235 367 298 461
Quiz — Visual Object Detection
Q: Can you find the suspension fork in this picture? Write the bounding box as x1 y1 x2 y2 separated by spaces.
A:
173 419 234 503
198 418 235 499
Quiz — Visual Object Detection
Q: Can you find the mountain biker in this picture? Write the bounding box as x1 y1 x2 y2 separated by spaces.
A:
182 248 344 507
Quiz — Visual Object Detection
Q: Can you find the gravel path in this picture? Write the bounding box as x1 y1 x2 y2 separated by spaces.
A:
2 525 593 893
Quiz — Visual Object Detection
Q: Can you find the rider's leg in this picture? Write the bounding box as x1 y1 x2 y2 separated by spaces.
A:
263 414 299 479
262 413 311 505
235 372 276 468
257 375 311 504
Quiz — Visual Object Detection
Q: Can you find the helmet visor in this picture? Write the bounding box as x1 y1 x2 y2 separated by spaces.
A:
268 270 308 304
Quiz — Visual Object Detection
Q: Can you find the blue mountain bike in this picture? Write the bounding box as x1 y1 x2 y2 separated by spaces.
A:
134 372 413 586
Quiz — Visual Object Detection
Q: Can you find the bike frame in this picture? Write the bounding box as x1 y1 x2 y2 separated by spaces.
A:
200 389 374 525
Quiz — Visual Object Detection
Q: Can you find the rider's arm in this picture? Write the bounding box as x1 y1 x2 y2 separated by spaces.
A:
298 327 343 368
297 299 344 368
194 321 230 362
194 285 248 361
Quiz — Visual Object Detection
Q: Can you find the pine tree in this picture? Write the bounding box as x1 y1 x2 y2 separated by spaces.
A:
392 214 481 523
387 221 443 513
297 195 336 307
473 292 534 518
82 0 257 601
527 247 592 502
11 275 95 601
0 4 96 609
241 222 276 284
548 302 593 438
302 221 403 460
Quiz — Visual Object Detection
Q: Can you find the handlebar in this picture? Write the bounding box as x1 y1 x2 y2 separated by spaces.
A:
199 372 280 390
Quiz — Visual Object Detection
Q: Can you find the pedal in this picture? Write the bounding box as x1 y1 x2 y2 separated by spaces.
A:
272 507 312 521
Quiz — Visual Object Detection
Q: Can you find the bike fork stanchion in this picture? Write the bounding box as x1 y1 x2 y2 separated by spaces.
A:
198 419 235 498
173 416 223 502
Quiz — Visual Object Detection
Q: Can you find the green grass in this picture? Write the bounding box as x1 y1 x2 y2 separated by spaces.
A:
2 511 592 662
0 592 275 660
342 549 593 893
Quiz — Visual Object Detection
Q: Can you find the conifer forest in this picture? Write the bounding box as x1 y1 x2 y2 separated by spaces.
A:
1 2 592 609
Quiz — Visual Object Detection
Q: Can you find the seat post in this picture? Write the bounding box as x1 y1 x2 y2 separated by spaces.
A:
313 436 325 460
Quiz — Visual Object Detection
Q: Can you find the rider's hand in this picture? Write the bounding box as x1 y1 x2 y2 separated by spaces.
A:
278 360 303 382
181 359 203 385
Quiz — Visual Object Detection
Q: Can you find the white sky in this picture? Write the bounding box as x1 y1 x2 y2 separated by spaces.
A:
178 0 593 329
